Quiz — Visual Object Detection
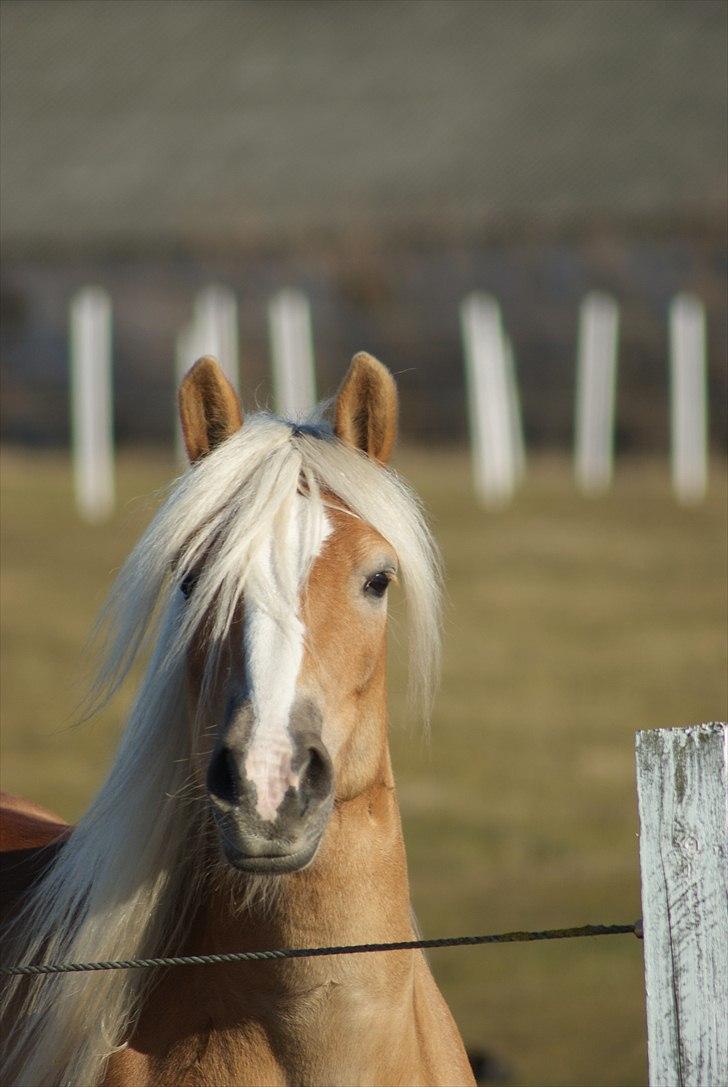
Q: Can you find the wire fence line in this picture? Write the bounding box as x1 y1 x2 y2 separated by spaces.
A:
1 921 643 978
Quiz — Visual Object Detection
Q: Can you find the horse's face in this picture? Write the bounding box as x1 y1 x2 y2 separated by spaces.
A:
180 353 399 874
185 500 397 874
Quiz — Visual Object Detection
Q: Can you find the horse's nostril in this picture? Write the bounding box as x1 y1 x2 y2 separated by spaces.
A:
299 744 333 812
207 746 241 807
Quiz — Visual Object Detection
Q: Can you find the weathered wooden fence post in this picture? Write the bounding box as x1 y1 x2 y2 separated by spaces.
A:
636 723 727 1087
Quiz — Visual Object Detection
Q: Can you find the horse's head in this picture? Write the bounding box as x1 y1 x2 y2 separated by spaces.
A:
177 353 433 875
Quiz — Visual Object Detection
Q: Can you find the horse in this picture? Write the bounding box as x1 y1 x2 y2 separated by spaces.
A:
0 352 475 1086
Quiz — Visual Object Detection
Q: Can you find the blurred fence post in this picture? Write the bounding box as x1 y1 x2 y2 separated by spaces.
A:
70 287 114 522
173 286 239 463
268 289 316 420
460 293 517 506
192 286 240 391
574 293 619 494
669 294 708 504
503 334 526 483
174 322 200 464
636 723 727 1087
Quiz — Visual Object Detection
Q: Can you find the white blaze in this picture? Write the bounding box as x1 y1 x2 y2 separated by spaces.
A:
243 493 329 821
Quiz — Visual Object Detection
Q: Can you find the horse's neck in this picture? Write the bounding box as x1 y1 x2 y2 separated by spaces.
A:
164 760 421 1080
117 751 474 1084
117 758 409 1072
198 748 415 957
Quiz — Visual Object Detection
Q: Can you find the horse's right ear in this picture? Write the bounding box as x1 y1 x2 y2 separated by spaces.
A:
334 352 398 464
178 356 243 463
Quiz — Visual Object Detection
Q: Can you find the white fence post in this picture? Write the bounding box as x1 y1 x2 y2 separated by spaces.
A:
503 334 526 484
192 286 240 391
70 287 114 522
670 294 708 504
174 322 199 464
574 292 619 493
460 293 517 506
174 286 239 462
636 723 728 1087
268 289 316 420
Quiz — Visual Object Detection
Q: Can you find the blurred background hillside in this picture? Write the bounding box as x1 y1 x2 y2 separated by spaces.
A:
1 0 726 447
1 4 726 1086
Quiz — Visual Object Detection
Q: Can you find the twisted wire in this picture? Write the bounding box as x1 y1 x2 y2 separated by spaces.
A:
1 921 642 978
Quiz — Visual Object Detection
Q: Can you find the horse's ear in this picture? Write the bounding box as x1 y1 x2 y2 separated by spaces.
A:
333 352 398 464
178 356 243 463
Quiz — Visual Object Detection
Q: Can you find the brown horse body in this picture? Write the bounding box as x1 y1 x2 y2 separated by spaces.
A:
0 793 68 853
1 354 474 1086
0 794 69 922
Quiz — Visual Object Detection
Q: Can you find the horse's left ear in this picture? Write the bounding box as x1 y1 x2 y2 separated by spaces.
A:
334 352 398 465
178 356 243 463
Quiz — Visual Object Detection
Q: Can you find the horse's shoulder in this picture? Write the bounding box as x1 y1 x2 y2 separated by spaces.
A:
0 792 71 919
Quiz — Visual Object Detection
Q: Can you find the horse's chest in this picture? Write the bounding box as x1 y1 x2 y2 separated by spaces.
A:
106 1021 287 1087
108 979 416 1087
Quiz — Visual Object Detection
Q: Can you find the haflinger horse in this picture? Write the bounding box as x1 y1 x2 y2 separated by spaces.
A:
0 353 475 1087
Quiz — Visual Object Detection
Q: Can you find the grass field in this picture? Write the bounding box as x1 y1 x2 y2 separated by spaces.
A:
1 447 726 1086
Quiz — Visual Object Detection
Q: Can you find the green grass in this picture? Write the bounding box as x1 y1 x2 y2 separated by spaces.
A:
2 447 726 1086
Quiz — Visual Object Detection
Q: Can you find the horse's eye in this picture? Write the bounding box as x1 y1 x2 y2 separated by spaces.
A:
180 571 198 600
364 571 391 599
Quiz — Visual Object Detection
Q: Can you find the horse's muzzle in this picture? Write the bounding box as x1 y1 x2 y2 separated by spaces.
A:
206 703 334 874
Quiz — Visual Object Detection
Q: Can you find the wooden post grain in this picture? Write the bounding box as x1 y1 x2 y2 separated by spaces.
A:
636 723 728 1087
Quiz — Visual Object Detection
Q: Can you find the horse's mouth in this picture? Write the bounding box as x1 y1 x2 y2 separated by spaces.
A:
210 788 332 875
220 835 321 874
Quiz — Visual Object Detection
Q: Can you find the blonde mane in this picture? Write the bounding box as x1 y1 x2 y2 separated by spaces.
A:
0 411 441 1087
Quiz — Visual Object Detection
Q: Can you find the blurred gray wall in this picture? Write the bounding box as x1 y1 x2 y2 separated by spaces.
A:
1 0 726 447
